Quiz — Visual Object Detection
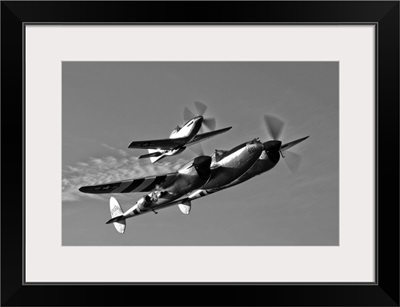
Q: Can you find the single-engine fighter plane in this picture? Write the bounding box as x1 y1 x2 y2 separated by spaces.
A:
128 101 232 163
165 115 309 206
79 138 264 233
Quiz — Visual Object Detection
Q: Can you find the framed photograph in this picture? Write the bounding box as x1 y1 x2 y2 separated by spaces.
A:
2 1 399 306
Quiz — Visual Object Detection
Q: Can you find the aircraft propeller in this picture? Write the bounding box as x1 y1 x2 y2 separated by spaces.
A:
264 115 284 141
183 101 219 156
263 114 308 173
184 101 217 131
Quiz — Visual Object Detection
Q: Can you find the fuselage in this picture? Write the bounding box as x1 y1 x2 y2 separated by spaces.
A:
170 116 203 140
151 116 203 162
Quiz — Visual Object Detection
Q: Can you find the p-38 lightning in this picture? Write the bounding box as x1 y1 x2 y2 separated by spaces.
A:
128 101 231 163
79 115 309 234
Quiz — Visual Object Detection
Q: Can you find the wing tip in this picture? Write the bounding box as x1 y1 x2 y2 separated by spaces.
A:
79 186 89 193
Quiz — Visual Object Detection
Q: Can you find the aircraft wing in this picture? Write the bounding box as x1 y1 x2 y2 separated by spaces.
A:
79 172 179 194
185 127 232 146
128 138 187 150
280 136 309 152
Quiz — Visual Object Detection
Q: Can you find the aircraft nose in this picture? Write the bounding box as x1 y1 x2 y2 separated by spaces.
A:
262 140 282 163
193 156 212 180
263 140 282 153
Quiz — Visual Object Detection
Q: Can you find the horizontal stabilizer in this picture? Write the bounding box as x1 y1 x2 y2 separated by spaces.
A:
106 215 124 224
149 154 166 163
139 151 163 159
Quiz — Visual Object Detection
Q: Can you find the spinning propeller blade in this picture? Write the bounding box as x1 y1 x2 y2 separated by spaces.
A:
264 115 284 140
263 114 308 173
184 101 217 132
183 107 196 122
194 101 208 116
202 118 216 131
282 150 302 173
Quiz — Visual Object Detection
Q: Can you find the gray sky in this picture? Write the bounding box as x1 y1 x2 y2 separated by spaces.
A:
62 62 338 246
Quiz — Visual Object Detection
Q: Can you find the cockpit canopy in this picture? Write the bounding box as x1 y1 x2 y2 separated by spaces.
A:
212 149 227 162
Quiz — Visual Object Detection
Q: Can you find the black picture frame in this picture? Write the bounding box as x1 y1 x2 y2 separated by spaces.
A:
1 1 399 306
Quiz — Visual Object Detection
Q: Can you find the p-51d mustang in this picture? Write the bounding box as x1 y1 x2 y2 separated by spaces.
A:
128 101 231 163
79 115 309 234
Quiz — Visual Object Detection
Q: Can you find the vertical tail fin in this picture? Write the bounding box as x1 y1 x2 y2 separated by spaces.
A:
108 197 126 234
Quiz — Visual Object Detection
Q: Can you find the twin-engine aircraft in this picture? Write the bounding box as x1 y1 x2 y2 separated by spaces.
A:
79 115 309 234
128 101 231 163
